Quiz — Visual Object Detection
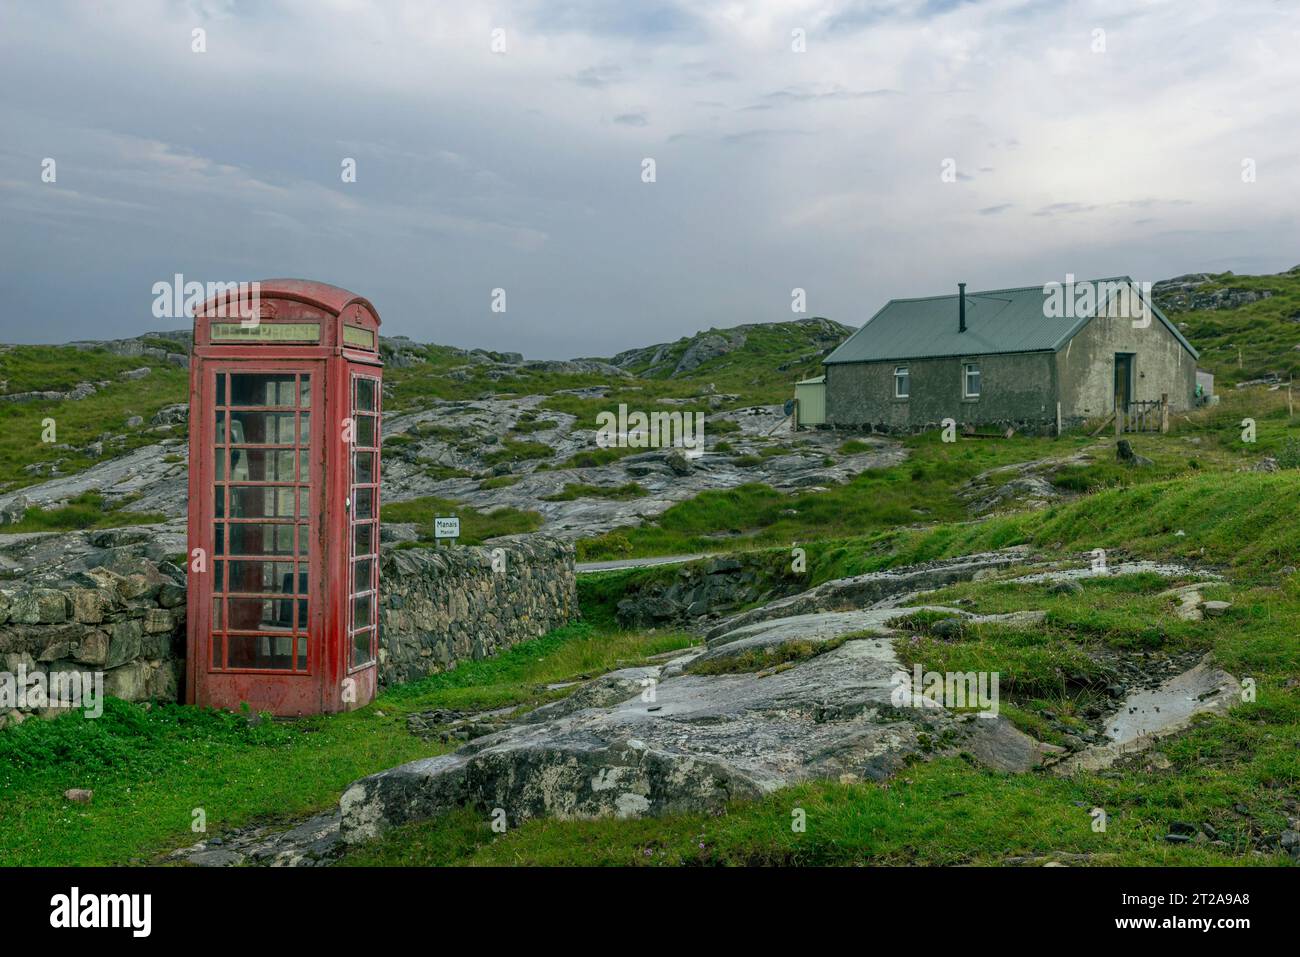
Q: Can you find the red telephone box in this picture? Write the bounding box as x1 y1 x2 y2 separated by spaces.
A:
185 279 383 716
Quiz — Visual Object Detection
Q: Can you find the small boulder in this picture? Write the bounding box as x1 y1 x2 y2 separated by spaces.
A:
63 789 94 804
663 449 693 476
1049 580 1085 596
1116 440 1153 467
1201 600 1232 618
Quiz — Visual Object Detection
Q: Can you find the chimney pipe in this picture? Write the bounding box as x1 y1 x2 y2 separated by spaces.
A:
959 282 967 333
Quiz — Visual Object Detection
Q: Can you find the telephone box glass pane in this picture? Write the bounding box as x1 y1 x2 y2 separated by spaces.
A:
351 593 372 629
228 523 296 556
353 557 373 587
353 451 375 484
230 374 296 407
227 560 298 594
354 487 374 519
355 415 376 448
229 411 296 444
352 629 373 669
352 522 373 557
226 635 294 670
227 486 295 519
355 378 376 411
227 597 293 631
236 449 295 482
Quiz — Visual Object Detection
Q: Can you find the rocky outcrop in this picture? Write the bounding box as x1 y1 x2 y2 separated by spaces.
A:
338 549 1070 844
703 548 1033 639
378 538 577 685
613 552 805 629
610 317 851 377
1152 273 1276 313
339 598 1052 843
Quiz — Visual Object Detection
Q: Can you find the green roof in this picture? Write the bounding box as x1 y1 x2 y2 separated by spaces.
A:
824 278 1198 364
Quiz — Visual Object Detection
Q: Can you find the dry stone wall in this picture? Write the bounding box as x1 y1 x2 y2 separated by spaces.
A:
0 527 576 723
378 537 576 685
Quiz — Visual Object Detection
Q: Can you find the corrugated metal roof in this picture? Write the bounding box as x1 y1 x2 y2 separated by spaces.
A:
824 278 1197 364
795 375 826 385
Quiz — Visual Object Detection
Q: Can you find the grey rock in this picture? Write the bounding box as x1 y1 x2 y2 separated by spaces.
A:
340 596 1052 844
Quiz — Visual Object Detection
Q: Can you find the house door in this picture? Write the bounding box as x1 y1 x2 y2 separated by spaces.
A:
1113 354 1134 412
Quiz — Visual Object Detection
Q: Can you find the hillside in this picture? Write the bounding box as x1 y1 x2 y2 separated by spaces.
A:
4 266 1300 535
1153 264 1300 387
3 273 1300 869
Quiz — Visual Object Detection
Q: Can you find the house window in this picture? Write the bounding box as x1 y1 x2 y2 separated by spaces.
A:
963 362 981 398
894 366 909 398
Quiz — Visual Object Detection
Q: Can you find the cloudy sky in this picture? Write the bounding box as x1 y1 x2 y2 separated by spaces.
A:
1 0 1297 357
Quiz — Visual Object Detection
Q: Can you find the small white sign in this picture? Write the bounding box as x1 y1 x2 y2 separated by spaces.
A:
434 516 461 540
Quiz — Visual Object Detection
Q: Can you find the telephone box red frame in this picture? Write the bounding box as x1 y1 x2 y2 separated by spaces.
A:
185 279 383 716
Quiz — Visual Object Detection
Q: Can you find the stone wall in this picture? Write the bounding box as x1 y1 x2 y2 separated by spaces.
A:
0 544 186 728
0 526 576 723
378 537 576 685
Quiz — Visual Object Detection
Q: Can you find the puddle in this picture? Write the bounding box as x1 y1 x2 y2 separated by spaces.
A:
1054 656 1240 773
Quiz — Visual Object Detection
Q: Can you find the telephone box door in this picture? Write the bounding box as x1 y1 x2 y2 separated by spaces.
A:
193 362 325 715
337 365 381 707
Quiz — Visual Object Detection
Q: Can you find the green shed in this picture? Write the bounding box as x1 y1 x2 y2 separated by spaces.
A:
794 375 826 427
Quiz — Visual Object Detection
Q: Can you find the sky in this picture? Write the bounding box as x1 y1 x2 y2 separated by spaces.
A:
1 0 1297 358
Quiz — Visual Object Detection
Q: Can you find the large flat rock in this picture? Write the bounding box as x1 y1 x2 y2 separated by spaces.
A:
340 608 1051 843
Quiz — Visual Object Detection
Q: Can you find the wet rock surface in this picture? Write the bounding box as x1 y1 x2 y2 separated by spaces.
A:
1053 657 1242 773
168 812 344 867
337 549 1073 844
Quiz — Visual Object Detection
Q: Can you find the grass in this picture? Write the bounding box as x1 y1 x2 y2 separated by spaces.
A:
820 469 1300 581
344 551 1299 867
0 623 693 866
1 491 168 532
482 439 551 467
572 375 1300 562
574 432 1089 560
540 482 647 502
1169 266 1300 389
0 346 188 491
380 495 543 544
